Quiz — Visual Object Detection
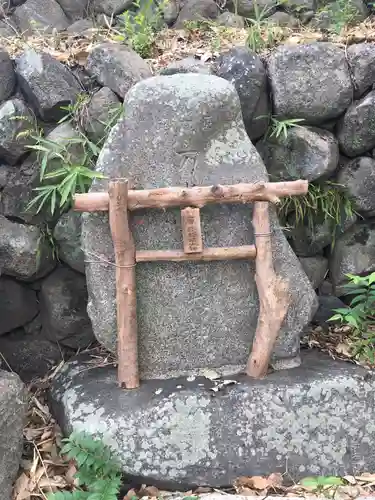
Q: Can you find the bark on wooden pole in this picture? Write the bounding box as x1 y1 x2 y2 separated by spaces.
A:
136 245 256 262
246 202 290 378
74 180 308 212
108 179 139 389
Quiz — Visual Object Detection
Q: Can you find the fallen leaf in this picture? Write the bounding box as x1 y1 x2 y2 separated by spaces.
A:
202 369 221 380
250 476 272 490
13 473 32 500
123 488 138 500
344 475 357 485
268 472 284 488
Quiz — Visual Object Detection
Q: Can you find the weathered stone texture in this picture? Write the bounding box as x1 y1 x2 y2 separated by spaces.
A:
82 73 317 378
51 351 375 487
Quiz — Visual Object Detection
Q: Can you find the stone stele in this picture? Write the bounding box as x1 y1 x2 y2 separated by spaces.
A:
82 73 318 379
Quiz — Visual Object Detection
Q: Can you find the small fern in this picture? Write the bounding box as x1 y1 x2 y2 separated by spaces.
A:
48 431 122 500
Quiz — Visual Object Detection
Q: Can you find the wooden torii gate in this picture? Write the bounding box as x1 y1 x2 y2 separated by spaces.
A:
74 178 308 389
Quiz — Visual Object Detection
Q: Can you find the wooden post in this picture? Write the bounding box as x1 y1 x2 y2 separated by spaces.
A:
108 179 139 389
246 202 290 378
181 207 203 254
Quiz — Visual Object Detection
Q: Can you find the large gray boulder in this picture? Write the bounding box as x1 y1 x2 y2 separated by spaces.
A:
0 371 27 500
226 0 277 17
347 42 375 98
55 0 89 20
288 212 356 257
51 351 375 486
160 57 213 76
92 0 133 15
214 47 269 141
330 221 375 292
81 87 121 145
54 211 85 273
0 49 15 104
15 49 82 121
0 99 35 165
217 11 245 27
11 0 69 34
0 216 55 281
257 126 338 181
40 266 94 349
174 0 219 27
82 73 317 377
0 321 63 381
336 157 375 216
0 277 38 335
283 0 316 14
337 91 375 157
298 256 328 290
268 43 353 123
86 43 152 99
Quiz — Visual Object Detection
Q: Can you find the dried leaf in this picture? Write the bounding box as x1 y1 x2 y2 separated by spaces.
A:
344 475 357 485
202 369 221 380
123 488 138 500
13 473 32 500
267 472 284 488
250 476 272 490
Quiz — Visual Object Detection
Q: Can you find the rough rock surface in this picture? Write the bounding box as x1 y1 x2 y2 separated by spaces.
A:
336 157 375 216
51 351 375 486
67 18 94 34
267 11 299 26
0 215 55 281
283 0 315 13
298 256 328 289
330 222 375 292
86 43 152 98
54 211 85 273
217 11 245 27
81 87 121 144
226 0 277 17
15 49 82 121
312 296 347 326
0 324 64 381
160 57 213 76
162 0 179 24
214 47 269 141
337 91 375 157
82 73 317 377
288 213 356 257
347 42 375 98
11 0 69 34
0 49 15 103
55 0 89 20
257 126 338 181
0 277 38 335
40 266 94 349
0 371 27 500
0 98 35 165
93 0 133 15
268 43 353 123
174 0 219 27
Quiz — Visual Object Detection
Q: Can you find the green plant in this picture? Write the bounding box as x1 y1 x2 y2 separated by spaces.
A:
18 92 124 215
300 476 344 492
115 0 166 58
26 130 105 215
318 0 358 34
246 0 285 52
279 181 355 241
48 431 122 500
329 273 375 363
266 116 305 140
